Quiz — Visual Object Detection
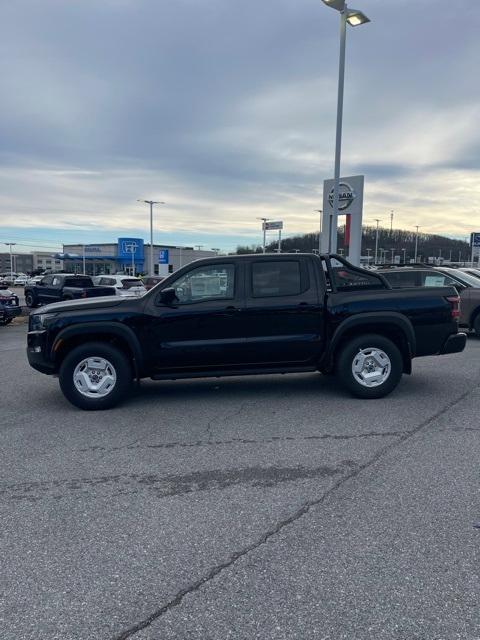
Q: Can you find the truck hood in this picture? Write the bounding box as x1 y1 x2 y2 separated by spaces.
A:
31 295 130 315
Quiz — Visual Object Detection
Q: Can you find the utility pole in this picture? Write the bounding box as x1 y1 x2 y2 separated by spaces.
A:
374 219 381 264
138 199 166 276
257 218 271 253
402 248 406 264
313 209 322 255
414 225 420 262
390 210 394 235
4 243 16 280
366 248 371 264
390 248 395 263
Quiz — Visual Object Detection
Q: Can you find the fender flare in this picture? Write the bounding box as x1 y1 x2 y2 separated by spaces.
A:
52 322 144 378
325 311 416 368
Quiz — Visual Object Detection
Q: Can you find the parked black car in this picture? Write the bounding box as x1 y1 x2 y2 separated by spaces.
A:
27 254 466 410
24 274 115 308
0 288 21 325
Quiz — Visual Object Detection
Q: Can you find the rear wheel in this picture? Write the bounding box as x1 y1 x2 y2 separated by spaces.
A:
25 291 37 308
336 333 403 399
473 315 480 336
59 342 132 410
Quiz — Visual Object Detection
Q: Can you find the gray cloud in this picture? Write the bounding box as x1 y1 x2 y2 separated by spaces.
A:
0 0 479 248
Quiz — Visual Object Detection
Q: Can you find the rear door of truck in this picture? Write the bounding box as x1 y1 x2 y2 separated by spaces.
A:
242 255 325 365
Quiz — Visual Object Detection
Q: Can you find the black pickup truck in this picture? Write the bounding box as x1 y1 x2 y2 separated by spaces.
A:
27 254 466 410
24 274 115 308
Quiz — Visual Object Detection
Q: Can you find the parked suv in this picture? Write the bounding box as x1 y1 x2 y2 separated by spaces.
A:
27 254 465 410
94 275 146 297
379 266 480 334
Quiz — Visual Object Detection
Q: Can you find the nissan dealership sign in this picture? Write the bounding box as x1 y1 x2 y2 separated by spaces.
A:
327 182 356 211
323 175 364 217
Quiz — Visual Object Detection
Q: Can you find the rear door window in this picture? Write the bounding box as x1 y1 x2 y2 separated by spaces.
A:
251 261 304 297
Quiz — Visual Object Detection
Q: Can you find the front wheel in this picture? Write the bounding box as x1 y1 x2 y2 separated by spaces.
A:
59 342 132 410
336 334 403 399
25 291 37 308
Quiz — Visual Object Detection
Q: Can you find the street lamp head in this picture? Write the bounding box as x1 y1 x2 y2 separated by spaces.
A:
346 8 370 26
321 0 345 11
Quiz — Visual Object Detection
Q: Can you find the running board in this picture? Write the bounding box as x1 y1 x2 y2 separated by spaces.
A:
151 366 318 381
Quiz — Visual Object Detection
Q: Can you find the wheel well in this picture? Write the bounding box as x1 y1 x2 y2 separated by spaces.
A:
331 324 412 374
53 333 137 376
470 306 480 330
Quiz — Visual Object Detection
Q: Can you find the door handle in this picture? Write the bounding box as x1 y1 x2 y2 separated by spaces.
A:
224 306 239 315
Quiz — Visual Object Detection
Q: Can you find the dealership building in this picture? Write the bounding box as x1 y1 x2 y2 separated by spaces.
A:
60 239 215 276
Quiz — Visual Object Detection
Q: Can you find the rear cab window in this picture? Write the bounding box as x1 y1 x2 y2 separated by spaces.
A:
64 277 92 288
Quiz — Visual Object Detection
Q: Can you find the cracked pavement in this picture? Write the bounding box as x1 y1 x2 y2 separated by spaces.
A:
1 323 480 639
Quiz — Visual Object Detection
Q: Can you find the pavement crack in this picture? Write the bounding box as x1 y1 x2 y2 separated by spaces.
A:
112 386 475 640
76 429 408 456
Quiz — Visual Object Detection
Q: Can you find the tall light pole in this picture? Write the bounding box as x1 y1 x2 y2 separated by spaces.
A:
314 209 322 254
390 210 394 235
414 225 420 262
4 243 16 280
374 219 381 265
257 217 271 253
138 199 166 276
321 0 370 252
390 247 395 264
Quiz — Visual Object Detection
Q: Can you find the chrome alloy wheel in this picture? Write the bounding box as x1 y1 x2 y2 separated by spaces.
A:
352 348 391 388
73 357 117 398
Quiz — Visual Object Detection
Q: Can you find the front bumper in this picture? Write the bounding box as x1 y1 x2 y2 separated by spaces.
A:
1 304 22 320
440 332 467 355
27 330 56 374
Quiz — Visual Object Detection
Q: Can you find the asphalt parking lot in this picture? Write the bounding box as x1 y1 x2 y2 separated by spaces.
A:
1 322 480 640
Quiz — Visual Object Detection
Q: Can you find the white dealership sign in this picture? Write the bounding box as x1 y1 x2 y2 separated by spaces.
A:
321 175 364 265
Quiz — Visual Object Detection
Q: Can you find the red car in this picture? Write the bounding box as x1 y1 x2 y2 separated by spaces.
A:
142 276 165 291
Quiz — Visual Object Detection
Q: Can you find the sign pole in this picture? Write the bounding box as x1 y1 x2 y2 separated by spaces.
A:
278 229 282 253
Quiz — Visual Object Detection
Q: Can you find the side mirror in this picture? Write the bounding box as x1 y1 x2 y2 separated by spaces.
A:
159 287 178 305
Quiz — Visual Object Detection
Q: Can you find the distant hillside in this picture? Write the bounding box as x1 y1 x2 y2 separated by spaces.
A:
236 226 470 262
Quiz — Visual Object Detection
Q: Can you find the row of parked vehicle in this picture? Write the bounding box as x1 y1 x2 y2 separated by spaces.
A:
0 273 166 324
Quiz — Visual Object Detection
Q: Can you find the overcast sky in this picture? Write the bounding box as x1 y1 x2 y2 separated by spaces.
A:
0 0 479 252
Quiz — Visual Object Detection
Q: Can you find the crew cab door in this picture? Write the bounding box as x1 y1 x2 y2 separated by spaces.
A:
36 275 58 303
145 261 247 371
242 257 324 365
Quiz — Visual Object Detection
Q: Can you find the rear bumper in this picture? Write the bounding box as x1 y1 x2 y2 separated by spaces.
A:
440 332 467 355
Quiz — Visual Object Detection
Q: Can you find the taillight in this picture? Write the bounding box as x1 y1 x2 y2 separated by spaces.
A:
446 295 460 321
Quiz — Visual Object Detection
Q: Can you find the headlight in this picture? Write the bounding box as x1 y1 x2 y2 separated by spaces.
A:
29 313 58 331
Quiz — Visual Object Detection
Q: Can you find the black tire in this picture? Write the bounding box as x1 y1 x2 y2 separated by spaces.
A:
0 317 12 326
25 291 37 308
59 342 132 410
336 333 403 399
473 315 480 337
